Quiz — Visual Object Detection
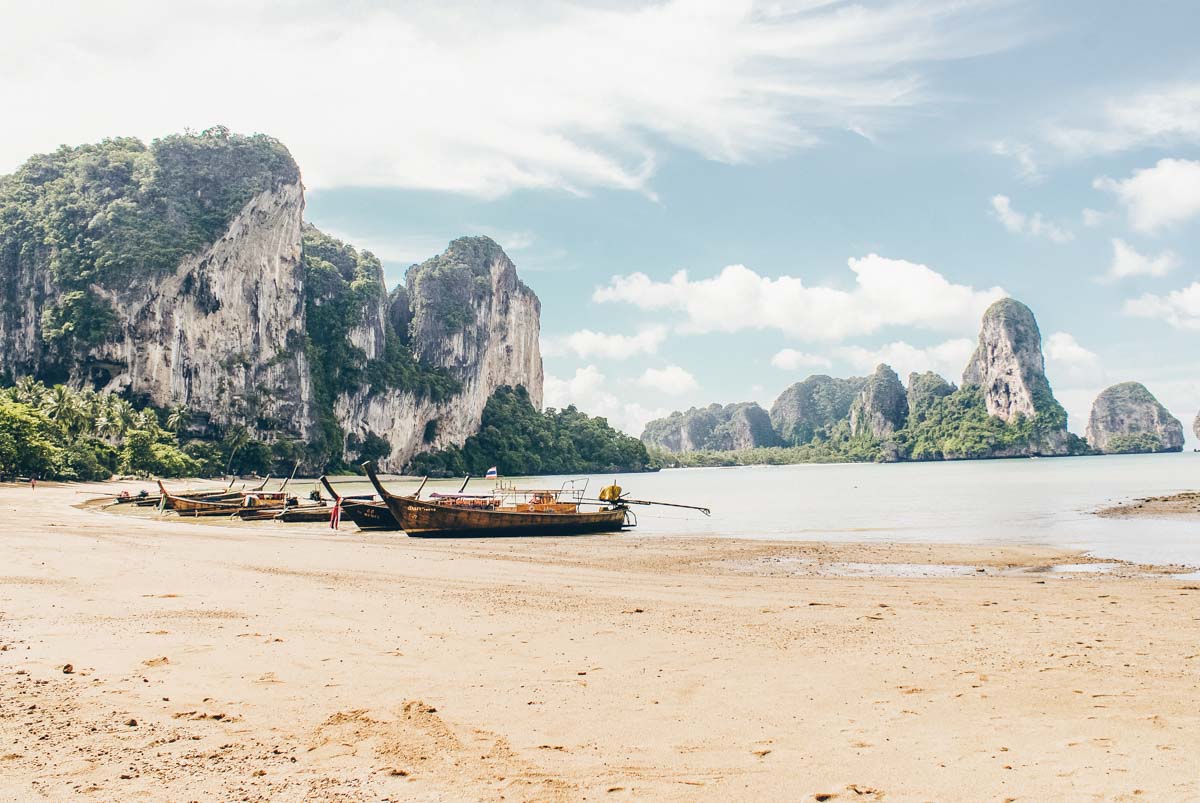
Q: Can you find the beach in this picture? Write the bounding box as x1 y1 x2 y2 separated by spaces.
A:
2 481 1199 801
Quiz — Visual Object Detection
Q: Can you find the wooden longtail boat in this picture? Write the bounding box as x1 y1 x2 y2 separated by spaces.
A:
152 476 273 510
156 481 290 517
363 463 630 538
319 476 401 531
273 505 334 523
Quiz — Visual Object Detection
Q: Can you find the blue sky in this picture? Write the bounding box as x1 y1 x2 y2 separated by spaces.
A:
6 0 1200 440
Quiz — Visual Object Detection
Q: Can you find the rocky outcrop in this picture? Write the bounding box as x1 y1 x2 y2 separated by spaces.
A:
849 364 908 439
906 371 955 426
1085 382 1184 454
961 298 1068 455
335 237 543 469
769 375 866 445
0 132 544 472
2 179 314 437
642 402 780 453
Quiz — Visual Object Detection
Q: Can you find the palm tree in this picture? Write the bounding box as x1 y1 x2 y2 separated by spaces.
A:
94 413 116 440
43 385 82 436
223 424 251 477
110 398 137 436
13 376 45 406
166 405 191 434
135 408 159 432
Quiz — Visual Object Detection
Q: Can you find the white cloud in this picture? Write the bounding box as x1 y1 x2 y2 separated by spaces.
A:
1081 208 1109 227
593 255 1004 342
1 1 1027 197
636 365 699 395
541 326 667 361
1044 331 1099 367
990 140 1041 181
836 338 974 383
1043 331 1103 385
1094 158 1200 233
770 349 833 371
1045 82 1200 158
1124 282 1200 330
989 195 1073 242
543 365 665 436
1104 238 1180 282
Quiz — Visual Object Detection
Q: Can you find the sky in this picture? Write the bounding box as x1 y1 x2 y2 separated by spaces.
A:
4 0 1200 443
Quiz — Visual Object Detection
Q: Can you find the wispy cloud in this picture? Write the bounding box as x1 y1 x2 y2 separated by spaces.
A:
1124 281 1200 330
989 195 1073 242
1044 82 1200 158
2 0 1028 197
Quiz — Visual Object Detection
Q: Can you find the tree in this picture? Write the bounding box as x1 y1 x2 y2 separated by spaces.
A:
166 404 191 434
223 424 251 476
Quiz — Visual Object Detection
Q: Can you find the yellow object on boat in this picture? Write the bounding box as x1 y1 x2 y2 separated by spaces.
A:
599 484 622 502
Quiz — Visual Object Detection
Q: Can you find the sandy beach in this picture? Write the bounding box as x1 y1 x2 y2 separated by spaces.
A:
2 481 1199 801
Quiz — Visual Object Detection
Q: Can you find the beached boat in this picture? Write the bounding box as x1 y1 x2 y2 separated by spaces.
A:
273 505 334 523
363 463 630 538
319 476 401 531
156 481 290 517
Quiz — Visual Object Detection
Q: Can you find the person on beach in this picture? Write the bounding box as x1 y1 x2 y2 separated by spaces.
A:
30 475 36 491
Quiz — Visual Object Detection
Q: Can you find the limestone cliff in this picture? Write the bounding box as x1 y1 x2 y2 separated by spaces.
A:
334 237 543 470
0 131 544 472
769 375 866 446
849 364 908 439
961 298 1068 455
1085 382 1184 454
0 132 312 437
641 402 780 453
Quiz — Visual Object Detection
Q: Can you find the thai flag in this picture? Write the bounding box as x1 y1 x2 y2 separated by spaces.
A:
330 499 341 530
485 466 498 479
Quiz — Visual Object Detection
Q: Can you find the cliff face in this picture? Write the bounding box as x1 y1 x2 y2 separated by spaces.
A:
99 181 312 436
769 375 866 445
335 238 543 470
961 298 1068 455
642 402 779 453
849 364 908 439
1 175 313 437
0 132 544 472
1085 382 1184 453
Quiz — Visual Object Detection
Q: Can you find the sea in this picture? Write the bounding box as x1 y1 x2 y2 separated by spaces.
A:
331 452 1200 569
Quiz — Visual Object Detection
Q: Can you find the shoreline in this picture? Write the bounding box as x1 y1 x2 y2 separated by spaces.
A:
1096 490 1200 519
3 481 1200 800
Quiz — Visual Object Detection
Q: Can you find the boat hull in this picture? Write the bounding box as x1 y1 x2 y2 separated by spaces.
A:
383 494 628 538
340 501 401 531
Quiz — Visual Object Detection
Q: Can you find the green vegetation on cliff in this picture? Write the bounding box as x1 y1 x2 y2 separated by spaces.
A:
0 127 298 355
300 226 461 467
408 386 653 477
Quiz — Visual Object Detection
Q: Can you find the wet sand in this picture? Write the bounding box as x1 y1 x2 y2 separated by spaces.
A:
1097 491 1200 519
2 481 1199 801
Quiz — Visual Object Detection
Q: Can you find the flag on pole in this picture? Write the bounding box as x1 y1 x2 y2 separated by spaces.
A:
330 499 341 530
485 466 498 479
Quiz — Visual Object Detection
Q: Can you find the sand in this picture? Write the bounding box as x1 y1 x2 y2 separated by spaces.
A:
2 481 1199 802
1097 491 1200 519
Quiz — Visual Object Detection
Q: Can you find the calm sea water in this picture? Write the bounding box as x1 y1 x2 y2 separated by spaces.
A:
327 452 1200 568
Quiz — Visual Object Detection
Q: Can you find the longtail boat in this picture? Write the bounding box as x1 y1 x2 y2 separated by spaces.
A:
320 476 401 531
157 480 290 517
363 463 630 538
273 505 334 523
